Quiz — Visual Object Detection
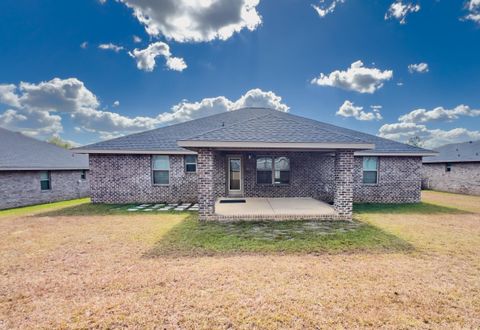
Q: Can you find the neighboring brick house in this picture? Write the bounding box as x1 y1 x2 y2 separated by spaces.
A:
422 140 480 195
76 107 434 220
0 127 90 210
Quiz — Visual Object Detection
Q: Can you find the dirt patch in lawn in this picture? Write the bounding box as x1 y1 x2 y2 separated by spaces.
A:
0 196 479 328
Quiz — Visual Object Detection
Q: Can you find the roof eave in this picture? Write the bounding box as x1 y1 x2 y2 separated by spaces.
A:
73 149 196 155
356 151 438 157
0 167 89 171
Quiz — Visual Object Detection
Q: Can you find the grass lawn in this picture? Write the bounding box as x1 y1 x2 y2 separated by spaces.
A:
0 197 90 218
0 191 479 328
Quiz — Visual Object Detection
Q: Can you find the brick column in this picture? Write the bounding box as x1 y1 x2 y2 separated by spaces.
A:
197 148 215 221
333 150 354 218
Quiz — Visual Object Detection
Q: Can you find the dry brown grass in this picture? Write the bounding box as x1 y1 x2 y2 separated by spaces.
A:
422 190 480 213
1 192 480 329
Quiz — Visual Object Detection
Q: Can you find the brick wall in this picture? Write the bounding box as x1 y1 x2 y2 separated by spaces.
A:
333 150 354 216
353 156 422 203
422 162 480 196
197 149 215 220
88 153 421 205
0 170 90 210
89 154 197 204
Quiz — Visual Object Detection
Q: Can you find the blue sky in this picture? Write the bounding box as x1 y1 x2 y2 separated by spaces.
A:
0 0 479 148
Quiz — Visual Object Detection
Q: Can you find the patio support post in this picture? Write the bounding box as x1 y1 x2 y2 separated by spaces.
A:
197 148 215 221
333 150 354 219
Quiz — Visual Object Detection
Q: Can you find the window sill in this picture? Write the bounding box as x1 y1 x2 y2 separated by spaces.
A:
256 183 291 186
152 184 170 187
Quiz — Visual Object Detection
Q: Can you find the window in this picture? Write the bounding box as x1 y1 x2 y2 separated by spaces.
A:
362 157 378 184
40 171 51 190
185 155 197 172
256 157 273 184
445 163 452 172
152 155 170 185
80 170 87 180
256 156 290 184
274 157 290 184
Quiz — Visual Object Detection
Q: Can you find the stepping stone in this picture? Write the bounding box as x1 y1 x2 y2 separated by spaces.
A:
158 208 171 211
143 209 154 212
152 204 163 208
139 204 150 207
181 203 191 207
127 208 138 212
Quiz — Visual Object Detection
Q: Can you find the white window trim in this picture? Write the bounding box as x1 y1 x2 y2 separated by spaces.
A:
152 155 170 186
185 155 197 173
362 156 379 185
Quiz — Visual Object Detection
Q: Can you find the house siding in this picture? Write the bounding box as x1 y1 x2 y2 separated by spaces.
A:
0 170 90 210
89 153 421 204
422 162 480 196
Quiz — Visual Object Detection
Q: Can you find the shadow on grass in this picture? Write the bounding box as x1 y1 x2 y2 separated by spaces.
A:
354 202 470 215
145 214 414 257
37 203 195 217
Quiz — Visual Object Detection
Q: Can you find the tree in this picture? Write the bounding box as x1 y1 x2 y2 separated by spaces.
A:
46 136 73 149
407 135 423 147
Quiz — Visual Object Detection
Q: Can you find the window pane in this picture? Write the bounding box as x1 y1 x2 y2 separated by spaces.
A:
363 171 377 184
274 170 290 184
363 157 378 171
185 155 197 164
186 164 196 172
153 170 169 184
274 157 290 171
40 180 50 190
40 171 49 180
256 157 272 170
257 171 272 184
153 156 169 170
230 159 241 172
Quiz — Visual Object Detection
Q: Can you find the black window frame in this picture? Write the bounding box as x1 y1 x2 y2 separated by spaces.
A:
185 155 197 173
80 170 87 180
445 163 452 172
256 156 291 185
40 171 51 191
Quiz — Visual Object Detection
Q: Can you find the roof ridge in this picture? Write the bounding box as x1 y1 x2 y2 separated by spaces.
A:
180 111 274 140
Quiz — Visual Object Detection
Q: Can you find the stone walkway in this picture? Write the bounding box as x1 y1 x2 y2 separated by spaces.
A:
127 203 198 212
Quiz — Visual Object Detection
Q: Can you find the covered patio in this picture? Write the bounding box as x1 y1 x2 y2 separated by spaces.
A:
214 197 338 221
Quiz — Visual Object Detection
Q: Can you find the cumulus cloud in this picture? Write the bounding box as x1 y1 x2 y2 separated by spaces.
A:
336 100 382 121
113 100 120 107
398 105 480 123
379 103 480 148
117 0 262 43
312 0 345 18
408 62 429 74
385 1 420 24
80 41 88 49
0 77 287 140
129 42 187 72
464 0 480 23
98 43 124 52
311 60 393 94
133 35 142 43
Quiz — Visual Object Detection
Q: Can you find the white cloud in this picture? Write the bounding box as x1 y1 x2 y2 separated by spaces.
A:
385 1 420 24
408 62 429 74
80 41 88 49
0 78 287 140
113 100 120 107
379 103 480 148
133 35 142 43
464 0 480 23
129 42 187 72
312 0 345 18
336 100 382 121
98 43 124 52
398 105 480 123
117 0 262 43
311 60 393 94
0 84 20 107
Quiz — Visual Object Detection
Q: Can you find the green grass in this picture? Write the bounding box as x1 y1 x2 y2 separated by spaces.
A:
0 198 90 218
353 202 468 215
147 215 413 256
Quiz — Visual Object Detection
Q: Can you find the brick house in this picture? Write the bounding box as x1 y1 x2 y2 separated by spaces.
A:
422 140 480 195
76 107 434 220
0 127 90 210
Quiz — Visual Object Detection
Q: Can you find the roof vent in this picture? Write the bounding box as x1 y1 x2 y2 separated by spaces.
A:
221 121 225 127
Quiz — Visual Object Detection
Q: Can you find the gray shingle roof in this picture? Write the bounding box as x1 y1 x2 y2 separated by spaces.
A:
0 127 89 170
76 107 434 155
423 140 480 163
